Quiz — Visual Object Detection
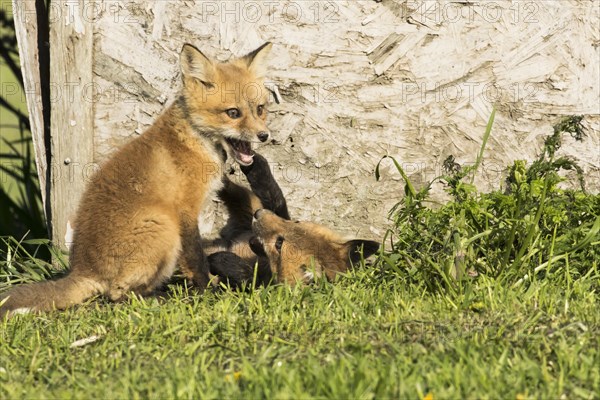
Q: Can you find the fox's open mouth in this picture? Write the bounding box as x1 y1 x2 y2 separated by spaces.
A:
226 138 255 166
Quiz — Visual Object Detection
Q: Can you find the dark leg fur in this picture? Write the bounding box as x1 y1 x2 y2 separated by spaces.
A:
211 153 289 288
241 153 290 220
179 216 210 290
208 252 272 289
217 178 255 242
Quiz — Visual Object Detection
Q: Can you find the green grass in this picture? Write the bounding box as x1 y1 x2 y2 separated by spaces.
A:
1 266 598 399
1 116 598 399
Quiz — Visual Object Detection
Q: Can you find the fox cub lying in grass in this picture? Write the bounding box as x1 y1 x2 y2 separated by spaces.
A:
207 153 380 288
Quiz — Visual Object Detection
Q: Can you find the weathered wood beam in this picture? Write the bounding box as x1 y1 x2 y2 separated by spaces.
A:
49 0 94 249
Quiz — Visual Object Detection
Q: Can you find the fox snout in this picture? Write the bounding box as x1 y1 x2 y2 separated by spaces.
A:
238 114 270 143
257 131 269 142
254 209 264 219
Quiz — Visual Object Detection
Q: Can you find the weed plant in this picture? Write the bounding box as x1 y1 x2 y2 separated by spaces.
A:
377 114 599 297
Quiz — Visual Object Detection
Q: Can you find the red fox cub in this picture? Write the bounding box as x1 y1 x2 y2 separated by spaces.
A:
208 154 380 287
0 42 273 317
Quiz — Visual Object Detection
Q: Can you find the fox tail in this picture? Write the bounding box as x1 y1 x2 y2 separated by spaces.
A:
0 274 102 319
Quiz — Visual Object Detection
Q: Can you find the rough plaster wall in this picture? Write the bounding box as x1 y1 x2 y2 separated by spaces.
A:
92 0 600 240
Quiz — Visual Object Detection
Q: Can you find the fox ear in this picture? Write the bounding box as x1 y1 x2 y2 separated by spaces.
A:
344 240 380 267
242 42 272 78
180 44 216 86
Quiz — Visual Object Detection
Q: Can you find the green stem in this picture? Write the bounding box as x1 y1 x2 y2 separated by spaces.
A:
470 107 496 184
499 197 521 276
513 180 549 269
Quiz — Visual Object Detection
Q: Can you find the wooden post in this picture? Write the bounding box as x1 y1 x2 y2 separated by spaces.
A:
49 0 94 250
11 0 49 223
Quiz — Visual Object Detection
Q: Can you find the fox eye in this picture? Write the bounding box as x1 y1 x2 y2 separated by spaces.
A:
257 105 265 116
275 236 284 253
226 108 241 119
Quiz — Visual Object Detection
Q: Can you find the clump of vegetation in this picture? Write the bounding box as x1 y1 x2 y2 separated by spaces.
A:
376 114 599 296
0 236 66 291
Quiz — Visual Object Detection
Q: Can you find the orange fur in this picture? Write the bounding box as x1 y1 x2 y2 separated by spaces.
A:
209 156 379 286
252 209 367 283
0 43 273 318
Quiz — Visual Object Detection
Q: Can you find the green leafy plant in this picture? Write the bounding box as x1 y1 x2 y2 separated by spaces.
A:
376 115 599 296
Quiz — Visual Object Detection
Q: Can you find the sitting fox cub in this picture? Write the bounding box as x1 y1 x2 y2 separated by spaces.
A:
0 42 273 317
207 153 380 287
